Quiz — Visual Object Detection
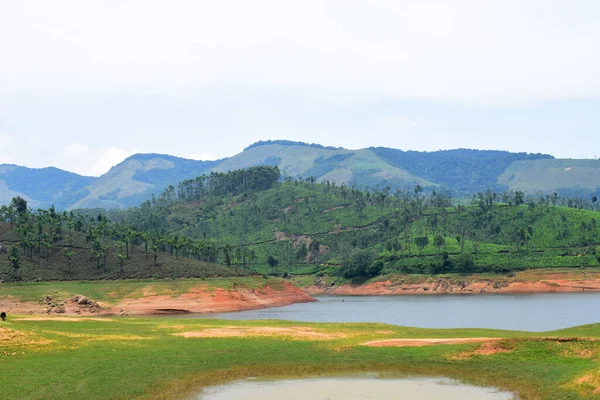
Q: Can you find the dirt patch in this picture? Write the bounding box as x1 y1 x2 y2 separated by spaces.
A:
304 275 600 296
175 326 344 341
567 370 600 395
450 339 514 359
114 282 315 315
363 337 499 347
0 326 52 347
2 281 314 317
45 331 150 341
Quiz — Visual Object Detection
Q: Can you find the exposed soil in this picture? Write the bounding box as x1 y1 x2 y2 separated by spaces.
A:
0 281 315 317
112 282 315 316
363 337 498 347
304 274 600 296
175 326 344 340
0 294 105 316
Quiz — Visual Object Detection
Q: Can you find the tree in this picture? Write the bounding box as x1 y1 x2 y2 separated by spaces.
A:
266 255 279 271
9 246 20 278
11 196 28 214
455 253 475 273
513 191 525 207
433 234 445 255
341 250 380 279
308 240 321 265
62 248 75 275
117 253 126 275
414 236 429 255
296 242 308 262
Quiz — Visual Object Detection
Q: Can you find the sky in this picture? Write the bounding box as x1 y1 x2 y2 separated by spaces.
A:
1 0 599 176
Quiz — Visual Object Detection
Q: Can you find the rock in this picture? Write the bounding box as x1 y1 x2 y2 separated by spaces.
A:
77 296 89 305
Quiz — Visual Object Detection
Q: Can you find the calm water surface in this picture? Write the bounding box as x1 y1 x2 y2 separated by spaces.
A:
194 293 600 331
198 376 516 400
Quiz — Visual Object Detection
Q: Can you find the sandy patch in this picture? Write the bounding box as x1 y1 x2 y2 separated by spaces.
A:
16 317 112 322
449 339 514 359
174 326 344 340
363 337 499 347
44 331 151 341
0 326 52 347
567 370 600 395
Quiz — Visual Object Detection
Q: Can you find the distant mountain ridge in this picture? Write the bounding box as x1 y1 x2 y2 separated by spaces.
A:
2 140 598 210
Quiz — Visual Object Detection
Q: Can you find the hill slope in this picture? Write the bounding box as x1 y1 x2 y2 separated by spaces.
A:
4 139 600 210
498 158 600 195
212 142 433 189
69 154 223 210
0 165 95 209
114 169 600 277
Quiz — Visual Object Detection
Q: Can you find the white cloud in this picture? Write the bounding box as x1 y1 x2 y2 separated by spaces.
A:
186 153 218 161
0 133 17 165
89 147 135 177
59 143 135 176
0 1 599 105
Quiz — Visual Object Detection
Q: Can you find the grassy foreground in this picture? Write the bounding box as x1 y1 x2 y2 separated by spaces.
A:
2 316 600 399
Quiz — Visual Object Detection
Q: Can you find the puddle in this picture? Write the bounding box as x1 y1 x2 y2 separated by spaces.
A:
198 375 517 399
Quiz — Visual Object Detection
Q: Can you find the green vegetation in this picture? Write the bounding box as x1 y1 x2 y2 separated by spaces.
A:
2 316 600 399
0 200 244 282
370 147 552 193
2 164 600 281
109 168 600 278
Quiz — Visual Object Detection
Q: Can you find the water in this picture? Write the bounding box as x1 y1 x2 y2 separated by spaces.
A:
193 293 600 331
198 376 516 400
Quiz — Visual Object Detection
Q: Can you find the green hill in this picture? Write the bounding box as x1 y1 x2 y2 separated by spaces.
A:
68 154 222 210
498 158 600 195
3 165 600 282
4 140 600 211
104 167 600 278
0 165 95 209
213 141 433 190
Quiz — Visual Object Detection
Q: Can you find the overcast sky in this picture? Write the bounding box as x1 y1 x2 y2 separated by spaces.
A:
1 1 599 176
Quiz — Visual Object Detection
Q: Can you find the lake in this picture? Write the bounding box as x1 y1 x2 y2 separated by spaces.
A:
198 375 516 399
191 293 600 331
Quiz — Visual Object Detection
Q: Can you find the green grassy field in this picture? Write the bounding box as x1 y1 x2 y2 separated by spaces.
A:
2 315 600 399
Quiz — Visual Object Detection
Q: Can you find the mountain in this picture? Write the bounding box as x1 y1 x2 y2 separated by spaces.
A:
0 154 223 210
0 164 95 209
498 158 600 195
2 140 600 210
212 141 433 190
68 154 223 210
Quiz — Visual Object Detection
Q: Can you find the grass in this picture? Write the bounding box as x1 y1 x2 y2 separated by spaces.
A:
2 315 600 399
0 276 284 305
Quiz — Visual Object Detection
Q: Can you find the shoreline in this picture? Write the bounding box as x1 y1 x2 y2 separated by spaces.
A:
0 279 316 317
299 270 600 296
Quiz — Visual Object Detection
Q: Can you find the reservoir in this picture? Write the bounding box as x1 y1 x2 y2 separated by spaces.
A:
196 293 600 331
198 376 516 400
